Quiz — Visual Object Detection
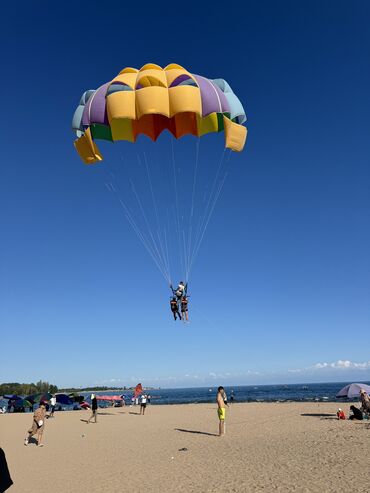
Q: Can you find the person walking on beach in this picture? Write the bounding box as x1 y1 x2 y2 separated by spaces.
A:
140 394 147 415
49 395 56 418
24 401 47 447
217 386 226 436
87 394 98 424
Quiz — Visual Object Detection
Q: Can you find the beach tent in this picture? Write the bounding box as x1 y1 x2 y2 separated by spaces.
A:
56 394 74 405
336 383 370 399
25 392 52 403
13 398 32 409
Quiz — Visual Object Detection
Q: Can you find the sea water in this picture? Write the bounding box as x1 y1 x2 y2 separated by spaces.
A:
1 381 369 411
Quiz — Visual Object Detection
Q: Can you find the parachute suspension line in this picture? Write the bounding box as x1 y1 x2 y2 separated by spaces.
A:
188 148 231 274
182 230 189 284
190 157 230 269
118 198 171 283
171 139 186 282
189 151 223 271
184 138 200 283
163 225 172 286
102 162 171 284
188 147 226 270
143 152 171 281
191 152 231 266
129 174 171 283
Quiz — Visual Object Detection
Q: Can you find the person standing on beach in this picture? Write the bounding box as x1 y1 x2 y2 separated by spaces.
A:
140 394 147 415
24 401 47 447
49 395 56 418
222 389 229 408
217 386 226 436
87 394 98 424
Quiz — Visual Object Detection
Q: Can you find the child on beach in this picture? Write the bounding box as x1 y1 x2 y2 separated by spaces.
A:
140 394 147 415
24 401 47 446
217 386 226 436
336 408 345 420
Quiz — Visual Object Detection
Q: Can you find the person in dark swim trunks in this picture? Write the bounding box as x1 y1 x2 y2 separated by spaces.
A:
180 296 189 322
170 297 181 321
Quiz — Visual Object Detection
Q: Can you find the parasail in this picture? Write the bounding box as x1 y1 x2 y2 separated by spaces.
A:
72 63 247 164
72 63 248 289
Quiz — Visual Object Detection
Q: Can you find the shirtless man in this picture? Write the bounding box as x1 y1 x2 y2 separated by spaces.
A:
217 386 226 436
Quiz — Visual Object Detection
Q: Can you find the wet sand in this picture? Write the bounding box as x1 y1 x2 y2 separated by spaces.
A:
1 402 369 492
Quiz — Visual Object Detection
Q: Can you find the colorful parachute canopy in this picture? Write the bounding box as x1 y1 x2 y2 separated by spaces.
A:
134 383 143 398
72 63 247 164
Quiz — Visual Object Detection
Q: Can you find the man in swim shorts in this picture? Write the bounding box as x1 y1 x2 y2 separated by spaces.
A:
217 386 226 436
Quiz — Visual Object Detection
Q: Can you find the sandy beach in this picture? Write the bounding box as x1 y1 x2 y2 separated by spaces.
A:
1 402 369 492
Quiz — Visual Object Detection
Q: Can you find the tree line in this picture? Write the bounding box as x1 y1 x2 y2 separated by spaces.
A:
0 381 58 396
60 386 130 393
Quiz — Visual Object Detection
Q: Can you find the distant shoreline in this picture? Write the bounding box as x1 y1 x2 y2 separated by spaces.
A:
59 387 159 393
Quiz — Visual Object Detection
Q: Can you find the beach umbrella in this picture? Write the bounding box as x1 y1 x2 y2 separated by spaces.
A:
56 394 73 405
40 392 53 402
28 392 53 402
25 395 38 404
13 398 32 408
336 383 370 399
68 393 85 403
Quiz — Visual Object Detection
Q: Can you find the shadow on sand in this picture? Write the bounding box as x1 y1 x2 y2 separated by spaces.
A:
175 428 218 436
301 413 337 419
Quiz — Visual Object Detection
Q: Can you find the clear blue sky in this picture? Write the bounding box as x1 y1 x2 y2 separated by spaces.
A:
1 1 369 388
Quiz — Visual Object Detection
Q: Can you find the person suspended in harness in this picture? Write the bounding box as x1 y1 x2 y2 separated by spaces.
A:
170 297 181 321
170 281 187 302
181 296 189 322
